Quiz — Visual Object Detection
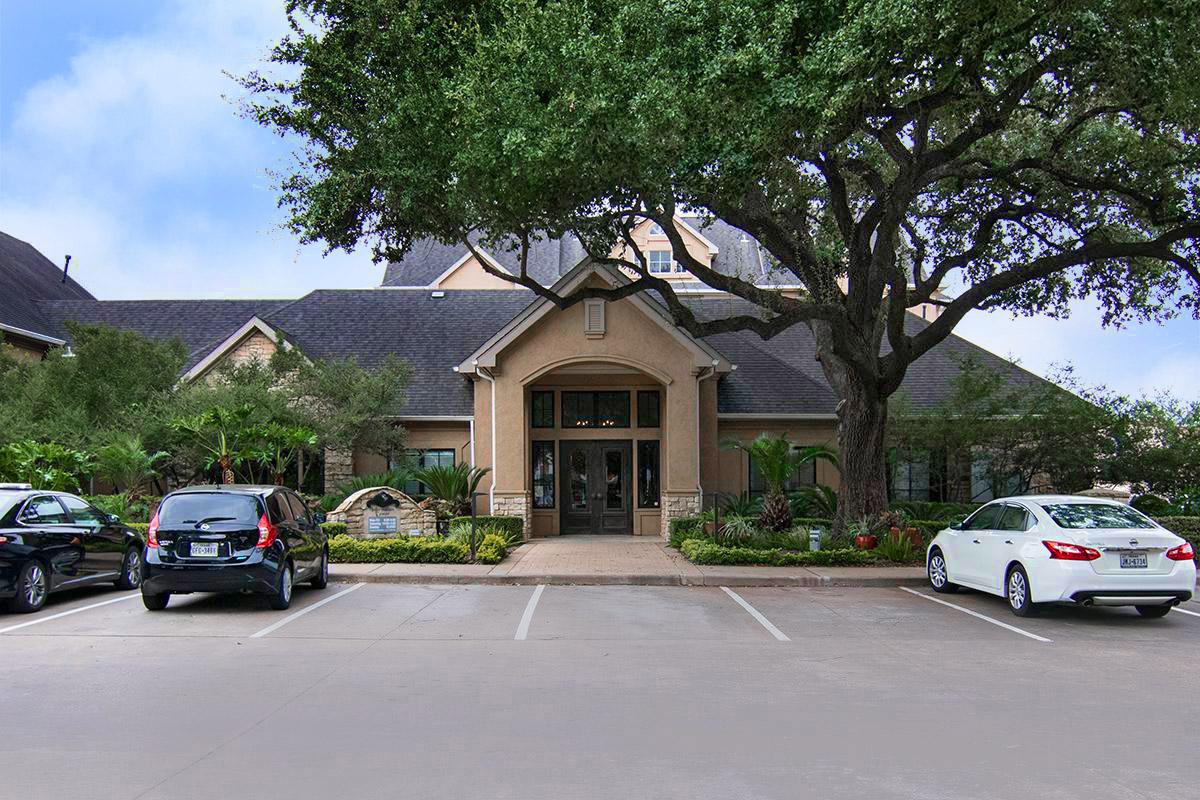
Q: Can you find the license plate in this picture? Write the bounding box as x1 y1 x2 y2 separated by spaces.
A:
1119 552 1148 569
190 542 219 558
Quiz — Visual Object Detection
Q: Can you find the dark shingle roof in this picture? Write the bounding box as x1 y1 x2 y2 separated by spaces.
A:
0 232 95 340
35 299 291 369
261 289 534 416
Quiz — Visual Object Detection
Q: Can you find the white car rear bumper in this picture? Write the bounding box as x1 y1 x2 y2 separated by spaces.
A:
1029 558 1197 605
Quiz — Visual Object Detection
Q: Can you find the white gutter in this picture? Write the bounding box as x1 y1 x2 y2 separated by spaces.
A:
0 322 65 346
477 364 497 510
468 418 476 468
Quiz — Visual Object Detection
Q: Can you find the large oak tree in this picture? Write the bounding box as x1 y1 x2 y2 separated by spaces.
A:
242 0 1200 528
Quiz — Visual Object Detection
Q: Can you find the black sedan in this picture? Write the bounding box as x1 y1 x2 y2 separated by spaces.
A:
0 484 145 613
141 485 328 611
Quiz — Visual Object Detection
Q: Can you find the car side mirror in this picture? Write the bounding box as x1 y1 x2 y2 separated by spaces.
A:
313 512 327 525
106 513 122 524
949 521 963 531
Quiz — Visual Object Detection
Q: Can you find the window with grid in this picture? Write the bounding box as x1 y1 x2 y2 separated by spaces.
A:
561 391 629 428
748 448 818 497
403 449 455 496
531 390 555 428
647 250 674 274
637 390 660 427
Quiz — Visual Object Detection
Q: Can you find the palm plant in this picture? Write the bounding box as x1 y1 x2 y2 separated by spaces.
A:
723 434 838 532
249 423 318 486
94 433 168 500
410 462 491 518
792 484 838 519
171 404 254 484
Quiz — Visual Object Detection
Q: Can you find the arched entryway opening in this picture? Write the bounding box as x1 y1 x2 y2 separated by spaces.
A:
523 358 669 536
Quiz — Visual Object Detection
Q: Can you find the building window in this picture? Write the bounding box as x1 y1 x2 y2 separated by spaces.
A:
532 441 555 509
637 390 660 427
637 440 660 508
888 448 950 502
648 222 666 236
748 448 818 497
403 448 454 496
561 391 630 428
647 250 675 274
531 390 555 428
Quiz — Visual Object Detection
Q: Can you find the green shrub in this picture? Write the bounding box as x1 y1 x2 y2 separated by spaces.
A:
85 493 155 523
328 534 469 563
474 533 508 565
125 522 149 535
874 532 921 564
1134 495 1181 516
321 521 348 537
450 515 524 545
679 539 878 566
668 515 706 548
890 501 979 521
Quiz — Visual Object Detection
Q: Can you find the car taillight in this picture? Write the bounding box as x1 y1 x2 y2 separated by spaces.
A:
147 512 160 548
1166 542 1194 561
1042 540 1101 561
256 513 278 549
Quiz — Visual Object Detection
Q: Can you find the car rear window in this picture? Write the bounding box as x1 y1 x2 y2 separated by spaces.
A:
1040 503 1155 529
157 493 262 526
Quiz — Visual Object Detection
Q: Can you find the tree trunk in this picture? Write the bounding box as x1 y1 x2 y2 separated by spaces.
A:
219 455 235 485
833 373 890 535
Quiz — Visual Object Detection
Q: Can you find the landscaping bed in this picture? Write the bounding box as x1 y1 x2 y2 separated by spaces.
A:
329 532 509 565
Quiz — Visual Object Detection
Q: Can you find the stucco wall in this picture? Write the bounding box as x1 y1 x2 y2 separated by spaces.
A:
435 255 522 290
353 421 473 476
610 217 714 275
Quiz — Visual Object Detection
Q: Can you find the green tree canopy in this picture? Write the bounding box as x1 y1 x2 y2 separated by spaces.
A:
242 0 1200 527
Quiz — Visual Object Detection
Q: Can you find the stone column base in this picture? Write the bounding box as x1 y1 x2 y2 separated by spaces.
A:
323 447 354 494
660 491 701 538
491 491 532 539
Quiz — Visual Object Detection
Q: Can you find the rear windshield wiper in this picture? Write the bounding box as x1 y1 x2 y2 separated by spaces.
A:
179 516 238 527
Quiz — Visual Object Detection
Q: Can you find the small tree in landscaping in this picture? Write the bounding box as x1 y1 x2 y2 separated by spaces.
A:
93 433 168 500
724 434 838 532
247 423 319 486
171 405 255 485
0 441 93 492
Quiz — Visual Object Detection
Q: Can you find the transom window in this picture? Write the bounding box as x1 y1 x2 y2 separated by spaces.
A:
561 391 630 428
531 390 555 428
637 390 661 427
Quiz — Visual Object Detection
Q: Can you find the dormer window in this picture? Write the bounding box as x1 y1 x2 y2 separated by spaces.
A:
647 250 675 274
648 223 666 236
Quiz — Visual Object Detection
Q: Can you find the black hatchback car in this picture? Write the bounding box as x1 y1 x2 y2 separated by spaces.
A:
1 484 145 613
141 485 328 611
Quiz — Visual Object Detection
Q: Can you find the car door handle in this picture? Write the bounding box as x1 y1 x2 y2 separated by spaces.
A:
1004 540 1014 545
972 539 981 544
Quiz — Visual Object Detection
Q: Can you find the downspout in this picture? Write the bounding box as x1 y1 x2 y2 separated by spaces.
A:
477 365 497 510
696 362 718 513
468 418 476 467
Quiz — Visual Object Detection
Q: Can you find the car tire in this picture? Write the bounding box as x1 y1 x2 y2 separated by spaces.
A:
267 562 294 610
310 548 329 590
1006 564 1038 617
115 548 142 590
142 592 170 611
1135 604 1172 618
927 548 958 594
11 560 49 613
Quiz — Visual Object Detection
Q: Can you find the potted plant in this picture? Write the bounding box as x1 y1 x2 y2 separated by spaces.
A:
879 510 905 542
905 525 923 547
850 517 878 550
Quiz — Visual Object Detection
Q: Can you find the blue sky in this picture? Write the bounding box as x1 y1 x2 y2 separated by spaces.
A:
2 0 1196 399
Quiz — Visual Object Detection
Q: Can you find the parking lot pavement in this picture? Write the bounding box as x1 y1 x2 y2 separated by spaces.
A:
2 582 1197 800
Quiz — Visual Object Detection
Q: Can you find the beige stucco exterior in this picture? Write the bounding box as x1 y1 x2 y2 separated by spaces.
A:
610 217 717 277
433 254 519 290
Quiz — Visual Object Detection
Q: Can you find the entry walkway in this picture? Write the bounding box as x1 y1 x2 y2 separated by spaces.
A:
330 535 926 587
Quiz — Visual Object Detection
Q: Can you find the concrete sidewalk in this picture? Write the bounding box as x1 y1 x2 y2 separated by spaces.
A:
330 535 927 587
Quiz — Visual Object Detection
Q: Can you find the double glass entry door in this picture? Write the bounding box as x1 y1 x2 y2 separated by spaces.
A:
560 441 633 534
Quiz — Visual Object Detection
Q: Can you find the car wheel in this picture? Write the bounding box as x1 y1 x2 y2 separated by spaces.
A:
927 548 958 594
115 548 142 590
1135 604 1172 618
1006 564 1037 617
11 561 49 613
310 548 328 590
142 592 170 611
267 562 294 610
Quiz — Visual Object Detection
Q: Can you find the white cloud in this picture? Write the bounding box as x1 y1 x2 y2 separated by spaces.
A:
0 0 379 298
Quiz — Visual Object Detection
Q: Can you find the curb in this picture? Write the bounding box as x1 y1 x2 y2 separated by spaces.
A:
331 572 928 588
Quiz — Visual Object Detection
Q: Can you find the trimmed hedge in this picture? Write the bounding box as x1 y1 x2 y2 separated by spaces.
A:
680 539 878 566
329 534 469 563
451 515 524 545
321 521 348 537
125 522 149 535
474 533 509 565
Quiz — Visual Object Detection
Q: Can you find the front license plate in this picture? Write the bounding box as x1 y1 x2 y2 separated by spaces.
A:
1119 552 1148 569
190 542 219 558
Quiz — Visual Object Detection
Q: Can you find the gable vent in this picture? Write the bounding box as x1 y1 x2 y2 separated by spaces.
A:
583 298 606 338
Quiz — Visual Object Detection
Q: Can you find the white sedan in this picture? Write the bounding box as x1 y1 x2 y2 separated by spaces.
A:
926 495 1196 617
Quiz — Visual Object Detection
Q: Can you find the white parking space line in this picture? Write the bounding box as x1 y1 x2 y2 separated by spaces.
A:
249 583 365 639
514 584 545 640
720 587 790 641
1173 606 1200 618
899 588 1052 643
0 592 140 635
